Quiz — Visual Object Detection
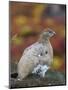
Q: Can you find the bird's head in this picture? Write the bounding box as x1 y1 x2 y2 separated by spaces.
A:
41 28 56 39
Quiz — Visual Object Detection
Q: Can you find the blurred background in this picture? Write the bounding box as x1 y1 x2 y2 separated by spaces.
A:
10 2 66 74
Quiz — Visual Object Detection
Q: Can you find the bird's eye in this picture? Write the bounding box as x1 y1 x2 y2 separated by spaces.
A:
45 51 48 54
49 31 52 33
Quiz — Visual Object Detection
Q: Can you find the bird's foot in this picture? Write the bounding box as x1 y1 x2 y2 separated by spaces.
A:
32 64 42 74
38 65 50 78
32 64 50 78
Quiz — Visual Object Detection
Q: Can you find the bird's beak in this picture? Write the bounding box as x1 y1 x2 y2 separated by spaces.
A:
53 31 56 35
51 31 56 37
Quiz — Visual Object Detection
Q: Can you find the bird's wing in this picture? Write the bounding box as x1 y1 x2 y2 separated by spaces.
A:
23 42 43 56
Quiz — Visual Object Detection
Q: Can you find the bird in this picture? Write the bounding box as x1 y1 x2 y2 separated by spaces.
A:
17 28 56 80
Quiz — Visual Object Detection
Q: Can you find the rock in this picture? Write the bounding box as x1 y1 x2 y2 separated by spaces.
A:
9 69 66 88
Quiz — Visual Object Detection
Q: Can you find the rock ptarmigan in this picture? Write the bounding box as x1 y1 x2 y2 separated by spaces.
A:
17 28 56 80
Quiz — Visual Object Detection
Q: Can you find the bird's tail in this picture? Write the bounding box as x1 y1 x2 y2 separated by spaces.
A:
11 72 18 78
